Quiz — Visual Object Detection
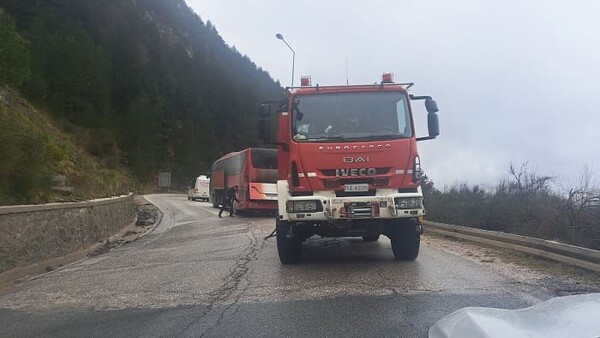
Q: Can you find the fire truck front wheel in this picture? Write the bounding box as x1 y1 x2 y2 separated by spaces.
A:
389 219 420 261
276 220 302 264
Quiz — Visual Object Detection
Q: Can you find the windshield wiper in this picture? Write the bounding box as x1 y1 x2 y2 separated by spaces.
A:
306 134 348 141
369 134 404 140
305 134 403 142
325 135 347 140
302 135 348 142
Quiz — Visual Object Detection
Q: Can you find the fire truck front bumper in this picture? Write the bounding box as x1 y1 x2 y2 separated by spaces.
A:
278 183 424 222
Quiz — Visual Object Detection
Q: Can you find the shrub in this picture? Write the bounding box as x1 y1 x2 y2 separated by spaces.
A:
424 163 600 250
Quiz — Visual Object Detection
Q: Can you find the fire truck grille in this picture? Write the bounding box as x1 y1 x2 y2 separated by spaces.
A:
344 202 372 218
336 190 376 197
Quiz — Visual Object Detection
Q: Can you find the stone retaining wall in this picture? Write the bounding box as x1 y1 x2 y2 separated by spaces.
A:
0 194 135 273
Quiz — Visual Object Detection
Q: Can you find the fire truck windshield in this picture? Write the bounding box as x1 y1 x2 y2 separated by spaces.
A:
292 91 412 142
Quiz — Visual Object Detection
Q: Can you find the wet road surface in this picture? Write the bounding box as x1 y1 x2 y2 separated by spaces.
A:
1 194 598 337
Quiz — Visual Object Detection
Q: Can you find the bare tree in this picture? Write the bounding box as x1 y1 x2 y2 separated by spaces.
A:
508 162 554 196
564 165 600 248
425 162 599 249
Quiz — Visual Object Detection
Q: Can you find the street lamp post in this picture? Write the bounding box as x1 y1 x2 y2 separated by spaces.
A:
276 33 295 87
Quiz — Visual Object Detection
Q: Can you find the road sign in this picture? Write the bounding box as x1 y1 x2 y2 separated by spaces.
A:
158 172 171 188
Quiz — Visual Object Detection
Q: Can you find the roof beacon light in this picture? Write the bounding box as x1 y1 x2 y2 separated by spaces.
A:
300 76 311 86
382 73 394 83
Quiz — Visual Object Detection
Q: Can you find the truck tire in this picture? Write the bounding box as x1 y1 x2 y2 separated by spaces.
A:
362 235 380 242
276 220 302 264
390 219 420 261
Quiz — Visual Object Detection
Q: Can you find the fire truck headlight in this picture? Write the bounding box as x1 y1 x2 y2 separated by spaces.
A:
412 156 422 183
394 197 423 209
286 200 322 213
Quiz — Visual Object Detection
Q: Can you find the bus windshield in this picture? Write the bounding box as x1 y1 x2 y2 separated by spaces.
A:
292 91 412 141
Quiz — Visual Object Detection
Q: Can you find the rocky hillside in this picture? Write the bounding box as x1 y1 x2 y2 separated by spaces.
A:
0 84 130 204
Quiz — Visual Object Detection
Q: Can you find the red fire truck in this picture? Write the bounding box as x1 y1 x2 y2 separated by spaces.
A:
209 148 278 213
259 74 439 264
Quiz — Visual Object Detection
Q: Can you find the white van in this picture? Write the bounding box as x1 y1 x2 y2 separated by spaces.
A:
188 175 210 201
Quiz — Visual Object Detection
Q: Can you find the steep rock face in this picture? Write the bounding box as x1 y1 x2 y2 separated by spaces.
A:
0 0 282 187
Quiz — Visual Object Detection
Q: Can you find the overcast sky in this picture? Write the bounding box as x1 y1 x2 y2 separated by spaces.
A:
186 0 600 189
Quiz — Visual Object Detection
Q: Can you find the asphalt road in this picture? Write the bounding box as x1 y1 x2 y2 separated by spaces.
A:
1 194 598 337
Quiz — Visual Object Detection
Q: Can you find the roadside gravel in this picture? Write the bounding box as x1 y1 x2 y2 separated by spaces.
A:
423 232 600 296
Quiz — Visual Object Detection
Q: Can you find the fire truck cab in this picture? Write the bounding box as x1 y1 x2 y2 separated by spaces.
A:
259 74 439 264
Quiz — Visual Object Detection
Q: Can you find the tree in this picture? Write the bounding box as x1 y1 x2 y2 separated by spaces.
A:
0 9 30 88
0 0 282 189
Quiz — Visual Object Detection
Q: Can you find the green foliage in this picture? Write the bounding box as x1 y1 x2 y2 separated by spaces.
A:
120 91 166 179
0 84 133 205
0 0 282 193
0 9 30 88
0 95 53 204
21 8 112 127
0 132 47 203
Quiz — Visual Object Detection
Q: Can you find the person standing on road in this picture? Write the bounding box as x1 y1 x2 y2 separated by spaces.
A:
219 185 240 217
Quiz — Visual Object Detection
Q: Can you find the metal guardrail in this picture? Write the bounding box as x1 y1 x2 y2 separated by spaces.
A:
0 194 133 215
424 221 600 273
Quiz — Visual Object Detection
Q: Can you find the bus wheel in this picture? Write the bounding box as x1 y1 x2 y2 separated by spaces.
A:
390 219 420 261
276 220 302 264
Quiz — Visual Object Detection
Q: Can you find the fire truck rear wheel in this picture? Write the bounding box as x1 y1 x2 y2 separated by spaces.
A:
390 219 420 261
276 220 302 264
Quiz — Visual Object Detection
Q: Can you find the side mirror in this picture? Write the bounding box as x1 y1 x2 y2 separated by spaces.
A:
425 98 438 113
414 96 440 141
428 112 439 138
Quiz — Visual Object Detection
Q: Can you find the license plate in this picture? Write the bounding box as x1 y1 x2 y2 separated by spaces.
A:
344 183 369 192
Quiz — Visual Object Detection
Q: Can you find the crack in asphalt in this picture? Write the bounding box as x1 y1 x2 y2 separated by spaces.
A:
216 232 267 322
174 220 265 337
